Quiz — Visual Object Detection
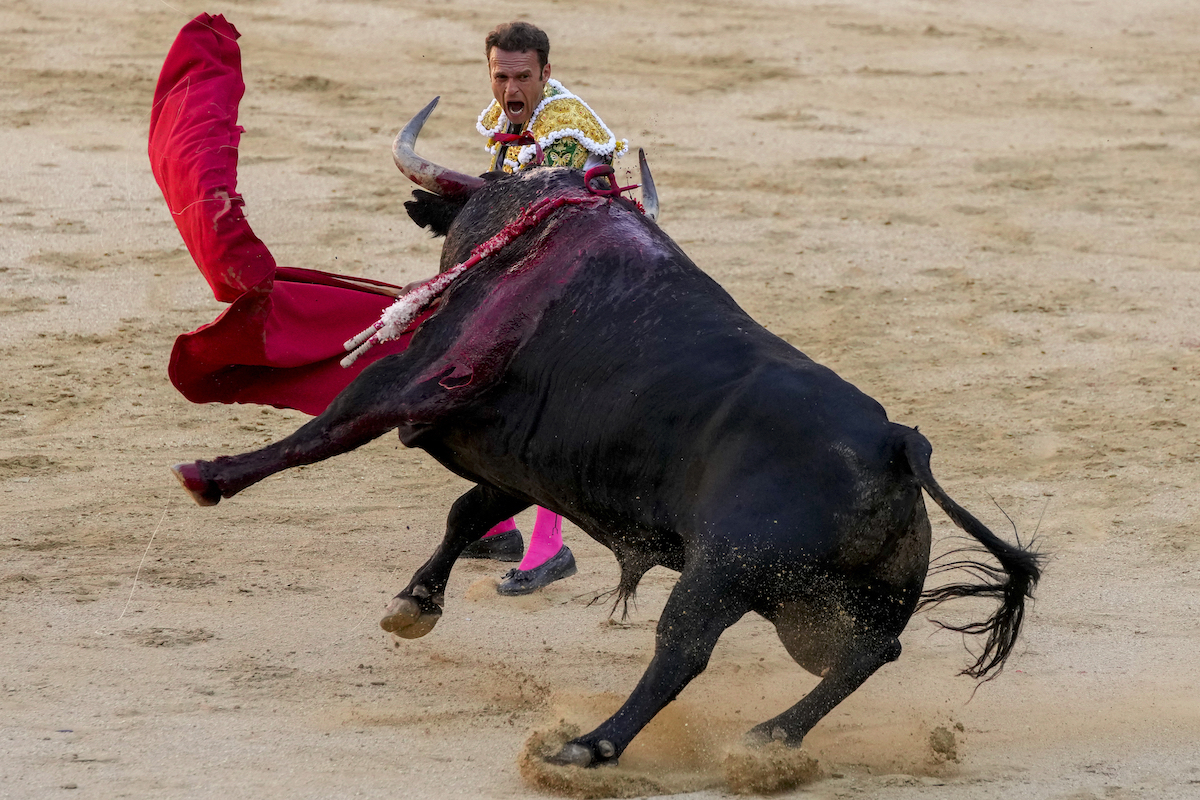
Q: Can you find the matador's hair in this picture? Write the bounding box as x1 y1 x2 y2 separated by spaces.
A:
485 21 550 70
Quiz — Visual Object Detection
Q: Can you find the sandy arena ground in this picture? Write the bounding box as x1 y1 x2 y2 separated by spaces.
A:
2 0 1199 797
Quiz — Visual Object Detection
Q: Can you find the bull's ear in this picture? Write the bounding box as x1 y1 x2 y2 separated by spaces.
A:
404 189 464 238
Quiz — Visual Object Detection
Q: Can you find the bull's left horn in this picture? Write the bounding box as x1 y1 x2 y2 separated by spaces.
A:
393 97 486 200
638 148 659 223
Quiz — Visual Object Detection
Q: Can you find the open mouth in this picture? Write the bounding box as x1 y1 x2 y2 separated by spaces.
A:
506 100 526 118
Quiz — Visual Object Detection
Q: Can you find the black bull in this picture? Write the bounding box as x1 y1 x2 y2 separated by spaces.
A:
172 107 1041 768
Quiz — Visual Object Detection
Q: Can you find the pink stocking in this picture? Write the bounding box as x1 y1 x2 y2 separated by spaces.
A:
482 518 517 538
518 507 564 571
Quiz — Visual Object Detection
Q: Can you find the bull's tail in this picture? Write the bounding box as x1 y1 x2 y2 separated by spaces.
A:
901 428 1042 680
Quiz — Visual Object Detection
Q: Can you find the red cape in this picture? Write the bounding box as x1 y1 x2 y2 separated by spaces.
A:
150 13 419 415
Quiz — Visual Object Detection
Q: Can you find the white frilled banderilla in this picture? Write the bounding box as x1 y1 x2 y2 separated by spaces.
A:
341 166 647 369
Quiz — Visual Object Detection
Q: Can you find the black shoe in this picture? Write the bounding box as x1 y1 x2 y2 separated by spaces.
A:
459 529 524 562
496 546 577 595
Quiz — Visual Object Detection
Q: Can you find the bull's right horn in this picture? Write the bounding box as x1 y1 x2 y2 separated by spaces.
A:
393 97 486 201
638 148 659 223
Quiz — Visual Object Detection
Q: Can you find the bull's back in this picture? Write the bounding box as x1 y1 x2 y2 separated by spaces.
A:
501 229 911 547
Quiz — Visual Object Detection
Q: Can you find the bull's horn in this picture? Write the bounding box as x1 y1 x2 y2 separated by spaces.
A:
393 97 485 200
638 148 659 223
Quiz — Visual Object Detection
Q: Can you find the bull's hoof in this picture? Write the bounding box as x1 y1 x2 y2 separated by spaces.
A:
548 742 594 768
744 722 801 748
171 462 221 507
380 595 442 639
546 739 618 769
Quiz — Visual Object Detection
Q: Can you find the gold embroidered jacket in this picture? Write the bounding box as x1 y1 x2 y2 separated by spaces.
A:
477 79 628 173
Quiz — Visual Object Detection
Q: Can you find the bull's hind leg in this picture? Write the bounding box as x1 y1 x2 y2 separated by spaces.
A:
551 561 751 767
172 356 412 505
748 483 930 746
382 484 528 639
748 622 901 747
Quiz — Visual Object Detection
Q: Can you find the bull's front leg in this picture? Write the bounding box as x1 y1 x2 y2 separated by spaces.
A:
172 356 411 505
381 485 528 639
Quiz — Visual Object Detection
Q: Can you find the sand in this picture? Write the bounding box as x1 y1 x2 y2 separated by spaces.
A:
2 0 1198 797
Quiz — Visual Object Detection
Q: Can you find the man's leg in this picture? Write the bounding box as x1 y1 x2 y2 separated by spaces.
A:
459 517 524 561
496 507 576 595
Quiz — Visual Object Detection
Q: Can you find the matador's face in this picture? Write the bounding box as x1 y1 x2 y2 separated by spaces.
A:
488 48 549 127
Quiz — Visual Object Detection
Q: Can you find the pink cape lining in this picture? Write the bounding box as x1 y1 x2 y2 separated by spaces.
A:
149 13 419 416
